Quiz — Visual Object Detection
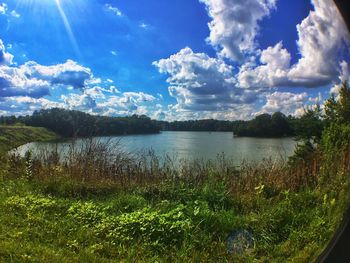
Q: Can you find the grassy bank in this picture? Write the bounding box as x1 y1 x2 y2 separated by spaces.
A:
0 125 59 153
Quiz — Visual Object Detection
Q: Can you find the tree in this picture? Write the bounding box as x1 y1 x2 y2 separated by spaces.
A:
292 104 324 144
324 81 350 125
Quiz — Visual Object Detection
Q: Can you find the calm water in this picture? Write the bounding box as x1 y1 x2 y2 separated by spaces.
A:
15 131 297 165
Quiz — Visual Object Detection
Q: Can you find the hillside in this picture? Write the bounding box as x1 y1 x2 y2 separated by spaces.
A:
0 125 59 153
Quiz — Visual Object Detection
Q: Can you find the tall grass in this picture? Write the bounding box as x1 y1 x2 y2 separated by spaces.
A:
17 138 346 195
1 138 349 262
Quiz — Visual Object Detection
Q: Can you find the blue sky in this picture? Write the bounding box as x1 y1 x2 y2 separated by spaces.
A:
0 0 349 120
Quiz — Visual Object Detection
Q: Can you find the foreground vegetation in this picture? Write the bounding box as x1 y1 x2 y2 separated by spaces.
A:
0 83 349 262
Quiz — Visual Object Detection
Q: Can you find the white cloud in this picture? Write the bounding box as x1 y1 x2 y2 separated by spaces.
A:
0 3 20 18
110 50 117 56
102 92 155 111
259 91 308 116
288 0 349 84
238 0 350 88
123 92 156 103
238 42 291 88
0 39 13 65
0 3 7 15
0 66 51 98
160 103 257 121
153 47 258 112
0 96 64 116
60 89 157 117
84 86 106 99
199 0 276 61
22 60 93 89
105 4 122 17
330 61 349 95
100 92 155 112
62 93 97 111
0 87 158 117
10 10 20 18
86 77 101 85
0 39 160 117
139 22 149 29
151 110 166 120
0 47 94 98
110 85 121 94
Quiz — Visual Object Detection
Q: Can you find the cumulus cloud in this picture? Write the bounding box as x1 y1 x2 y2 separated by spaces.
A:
99 92 156 112
199 0 276 61
123 92 156 103
259 91 308 116
238 42 291 88
62 93 97 111
158 103 257 121
0 39 13 65
238 0 350 88
0 42 93 98
0 66 51 98
0 86 158 116
0 96 64 116
330 61 349 95
0 38 160 117
60 89 156 116
84 86 106 99
22 60 92 89
288 0 349 84
153 47 258 112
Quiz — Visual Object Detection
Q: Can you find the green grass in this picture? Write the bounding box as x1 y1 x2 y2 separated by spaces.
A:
0 125 59 153
0 167 349 262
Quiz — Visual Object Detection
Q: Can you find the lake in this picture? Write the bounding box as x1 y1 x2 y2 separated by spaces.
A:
15 131 297 166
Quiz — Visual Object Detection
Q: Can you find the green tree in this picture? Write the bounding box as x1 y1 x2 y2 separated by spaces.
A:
292 104 324 144
324 81 350 124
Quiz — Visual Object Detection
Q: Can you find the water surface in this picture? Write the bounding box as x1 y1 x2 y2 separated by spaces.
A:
16 131 297 165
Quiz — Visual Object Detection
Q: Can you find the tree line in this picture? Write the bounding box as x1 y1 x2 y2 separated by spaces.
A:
0 108 160 137
1 89 342 139
158 119 243 132
159 111 323 139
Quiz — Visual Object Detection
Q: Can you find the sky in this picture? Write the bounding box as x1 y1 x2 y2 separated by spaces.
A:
0 0 349 120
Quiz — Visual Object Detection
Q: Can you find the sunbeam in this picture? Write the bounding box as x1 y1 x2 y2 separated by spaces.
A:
54 0 80 57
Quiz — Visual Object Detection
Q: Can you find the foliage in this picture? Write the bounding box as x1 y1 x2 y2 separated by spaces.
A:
160 119 240 132
324 82 350 125
0 108 323 138
291 104 324 143
322 123 350 154
0 108 160 137
233 112 294 137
